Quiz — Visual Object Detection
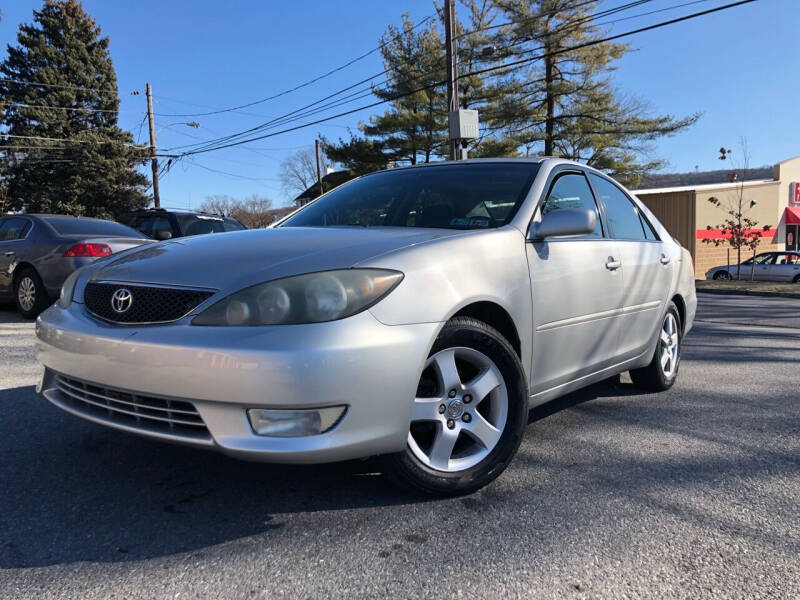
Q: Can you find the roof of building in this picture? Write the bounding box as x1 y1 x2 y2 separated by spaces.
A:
633 179 776 195
636 166 774 190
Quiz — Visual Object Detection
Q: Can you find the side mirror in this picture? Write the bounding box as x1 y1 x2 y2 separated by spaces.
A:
529 208 596 241
154 230 173 241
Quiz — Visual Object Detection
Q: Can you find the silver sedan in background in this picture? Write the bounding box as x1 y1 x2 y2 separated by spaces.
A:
0 214 151 318
706 251 800 282
36 159 696 495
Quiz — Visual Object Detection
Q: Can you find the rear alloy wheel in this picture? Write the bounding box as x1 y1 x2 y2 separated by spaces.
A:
14 267 50 319
389 317 527 496
713 271 731 280
630 301 682 392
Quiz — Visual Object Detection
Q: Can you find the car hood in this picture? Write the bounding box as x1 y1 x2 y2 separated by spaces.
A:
88 226 461 291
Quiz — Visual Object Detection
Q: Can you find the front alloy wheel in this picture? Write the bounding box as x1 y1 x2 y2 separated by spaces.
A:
408 347 508 472
389 317 528 496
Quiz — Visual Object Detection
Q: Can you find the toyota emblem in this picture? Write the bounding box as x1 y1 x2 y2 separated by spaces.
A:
111 288 133 313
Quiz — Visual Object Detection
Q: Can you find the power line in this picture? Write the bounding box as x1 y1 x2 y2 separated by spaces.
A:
153 14 438 118
454 0 603 40
0 133 145 145
163 0 665 155
3 101 135 114
0 77 120 93
185 158 281 182
177 0 757 158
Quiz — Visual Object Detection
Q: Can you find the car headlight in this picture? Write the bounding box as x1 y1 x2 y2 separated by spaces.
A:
192 269 403 326
58 266 89 309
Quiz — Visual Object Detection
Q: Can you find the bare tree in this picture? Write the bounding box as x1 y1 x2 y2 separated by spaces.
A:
200 194 274 229
232 194 275 229
702 142 772 280
200 194 237 217
279 148 328 199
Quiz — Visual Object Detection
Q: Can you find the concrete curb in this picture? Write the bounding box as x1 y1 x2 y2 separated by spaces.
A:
697 288 800 299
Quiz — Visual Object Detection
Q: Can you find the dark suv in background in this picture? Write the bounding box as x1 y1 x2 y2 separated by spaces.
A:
120 208 246 240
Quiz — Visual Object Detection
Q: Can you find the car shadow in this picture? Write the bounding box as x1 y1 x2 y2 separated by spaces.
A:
528 375 642 423
0 384 431 568
0 306 29 324
0 376 633 568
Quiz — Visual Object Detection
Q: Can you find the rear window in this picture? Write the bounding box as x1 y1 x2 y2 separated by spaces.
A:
176 215 245 236
44 217 145 237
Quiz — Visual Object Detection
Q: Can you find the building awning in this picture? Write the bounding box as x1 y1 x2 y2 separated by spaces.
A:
786 206 800 224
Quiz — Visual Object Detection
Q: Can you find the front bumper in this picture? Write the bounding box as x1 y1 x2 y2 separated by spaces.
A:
36 303 440 463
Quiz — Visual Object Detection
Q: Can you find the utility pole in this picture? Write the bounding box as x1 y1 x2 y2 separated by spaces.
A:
444 0 459 161
145 83 160 208
315 139 324 198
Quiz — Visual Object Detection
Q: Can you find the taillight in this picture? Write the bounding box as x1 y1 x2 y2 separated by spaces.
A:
64 243 112 258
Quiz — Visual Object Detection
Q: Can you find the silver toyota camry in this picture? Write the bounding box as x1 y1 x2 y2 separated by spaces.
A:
36 158 696 495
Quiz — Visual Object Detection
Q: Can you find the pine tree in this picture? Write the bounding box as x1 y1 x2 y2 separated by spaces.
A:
452 0 520 158
0 0 148 217
494 0 698 186
324 14 448 169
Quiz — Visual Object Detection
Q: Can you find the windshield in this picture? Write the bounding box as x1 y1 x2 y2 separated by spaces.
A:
176 214 246 236
44 217 145 237
281 163 539 230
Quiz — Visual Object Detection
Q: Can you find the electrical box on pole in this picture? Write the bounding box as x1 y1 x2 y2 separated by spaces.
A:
449 109 479 160
448 109 479 140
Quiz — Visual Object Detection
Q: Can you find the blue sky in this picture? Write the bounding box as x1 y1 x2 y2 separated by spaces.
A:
2 0 798 207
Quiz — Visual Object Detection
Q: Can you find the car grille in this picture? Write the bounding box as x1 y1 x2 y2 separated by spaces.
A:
84 282 214 324
53 374 211 442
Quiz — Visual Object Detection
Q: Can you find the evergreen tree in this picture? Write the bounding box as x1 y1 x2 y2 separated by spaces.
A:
451 0 520 158
0 0 148 217
494 0 698 185
364 14 448 165
325 14 448 170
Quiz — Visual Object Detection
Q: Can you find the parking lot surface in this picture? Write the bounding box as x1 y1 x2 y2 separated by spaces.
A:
1 295 798 599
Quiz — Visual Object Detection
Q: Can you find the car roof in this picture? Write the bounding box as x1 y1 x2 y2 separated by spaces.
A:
360 156 611 179
122 208 227 217
23 214 116 222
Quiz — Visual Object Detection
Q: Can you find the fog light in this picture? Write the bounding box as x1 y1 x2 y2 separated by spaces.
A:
247 406 346 437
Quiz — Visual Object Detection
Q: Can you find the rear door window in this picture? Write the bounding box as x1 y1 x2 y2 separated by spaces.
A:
589 174 647 240
0 218 31 241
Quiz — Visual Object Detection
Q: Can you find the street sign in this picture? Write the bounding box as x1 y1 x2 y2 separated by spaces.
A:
790 182 800 206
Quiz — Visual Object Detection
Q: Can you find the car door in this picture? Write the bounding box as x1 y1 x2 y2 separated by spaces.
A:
750 253 776 281
588 173 672 361
771 253 800 281
527 169 624 394
0 217 32 295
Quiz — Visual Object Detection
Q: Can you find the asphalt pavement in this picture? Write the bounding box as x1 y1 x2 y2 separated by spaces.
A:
0 294 798 599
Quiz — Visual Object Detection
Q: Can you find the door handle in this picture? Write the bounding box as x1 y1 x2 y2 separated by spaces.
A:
660 254 670 265
605 257 621 270
3 251 14 257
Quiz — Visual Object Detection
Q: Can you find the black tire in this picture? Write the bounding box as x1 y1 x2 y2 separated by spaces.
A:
713 271 731 280
14 267 51 319
388 316 528 496
793 275 800 284
629 301 682 392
